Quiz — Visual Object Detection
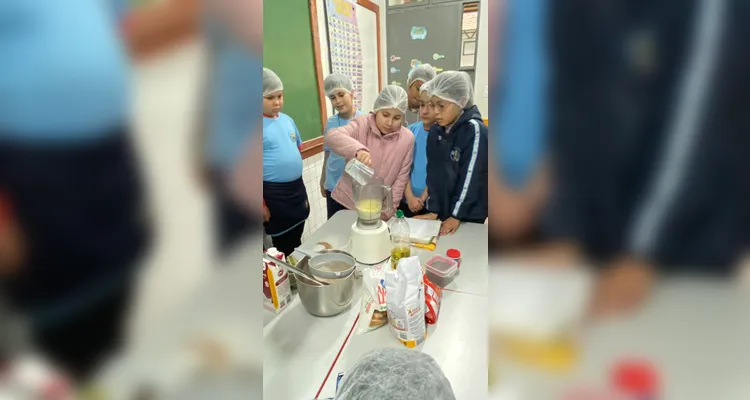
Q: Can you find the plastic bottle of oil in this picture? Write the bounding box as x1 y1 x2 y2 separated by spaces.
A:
390 210 411 269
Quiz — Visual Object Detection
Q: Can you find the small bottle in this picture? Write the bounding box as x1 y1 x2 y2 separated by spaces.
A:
612 360 659 399
390 210 411 270
446 248 461 269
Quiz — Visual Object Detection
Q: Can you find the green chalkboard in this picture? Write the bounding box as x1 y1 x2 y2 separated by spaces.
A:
264 1 324 142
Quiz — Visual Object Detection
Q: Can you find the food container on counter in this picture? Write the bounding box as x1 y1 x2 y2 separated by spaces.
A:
446 248 461 268
424 255 459 288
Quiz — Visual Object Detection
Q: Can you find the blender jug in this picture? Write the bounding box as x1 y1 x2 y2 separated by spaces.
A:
353 181 393 226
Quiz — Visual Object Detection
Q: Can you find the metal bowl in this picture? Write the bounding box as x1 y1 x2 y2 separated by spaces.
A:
308 251 357 280
295 256 357 317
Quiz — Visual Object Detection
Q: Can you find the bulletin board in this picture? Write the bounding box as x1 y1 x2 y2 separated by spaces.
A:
264 0 325 142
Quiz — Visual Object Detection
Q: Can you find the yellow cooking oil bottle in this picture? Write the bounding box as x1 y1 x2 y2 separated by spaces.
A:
390 210 411 269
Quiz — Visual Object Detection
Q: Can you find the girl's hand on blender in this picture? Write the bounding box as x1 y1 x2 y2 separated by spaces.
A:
355 150 371 166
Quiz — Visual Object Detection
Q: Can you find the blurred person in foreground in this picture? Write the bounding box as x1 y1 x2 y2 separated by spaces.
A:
335 348 455 400
198 4 262 254
0 2 151 381
537 0 750 315
489 0 550 249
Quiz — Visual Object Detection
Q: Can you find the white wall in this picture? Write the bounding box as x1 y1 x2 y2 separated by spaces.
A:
473 0 488 117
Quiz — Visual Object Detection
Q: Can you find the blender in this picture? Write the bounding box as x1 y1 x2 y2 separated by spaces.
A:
346 160 393 265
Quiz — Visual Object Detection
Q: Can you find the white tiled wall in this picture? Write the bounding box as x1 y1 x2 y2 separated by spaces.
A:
302 152 328 240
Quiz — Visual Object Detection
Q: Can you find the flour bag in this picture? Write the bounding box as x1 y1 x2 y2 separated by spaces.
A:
385 256 426 348
357 262 388 334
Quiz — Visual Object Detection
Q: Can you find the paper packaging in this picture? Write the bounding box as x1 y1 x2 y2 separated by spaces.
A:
263 248 292 313
385 256 426 348
356 262 388 334
424 274 442 324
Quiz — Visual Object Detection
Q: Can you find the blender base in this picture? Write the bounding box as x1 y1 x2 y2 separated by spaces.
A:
349 221 391 265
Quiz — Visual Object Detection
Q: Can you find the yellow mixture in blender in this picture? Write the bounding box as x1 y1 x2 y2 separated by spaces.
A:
356 199 382 216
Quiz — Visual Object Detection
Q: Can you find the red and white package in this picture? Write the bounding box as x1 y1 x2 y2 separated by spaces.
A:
424 275 442 325
263 248 292 314
357 262 388 334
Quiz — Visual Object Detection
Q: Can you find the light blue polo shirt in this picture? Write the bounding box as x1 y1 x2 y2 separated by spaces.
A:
204 15 260 171
323 110 362 191
263 113 303 183
496 0 548 188
407 121 429 197
0 0 130 140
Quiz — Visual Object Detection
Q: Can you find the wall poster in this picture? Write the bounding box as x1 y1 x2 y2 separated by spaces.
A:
325 0 365 111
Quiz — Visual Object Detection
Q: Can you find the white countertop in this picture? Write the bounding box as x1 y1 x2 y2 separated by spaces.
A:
264 211 489 400
490 275 750 400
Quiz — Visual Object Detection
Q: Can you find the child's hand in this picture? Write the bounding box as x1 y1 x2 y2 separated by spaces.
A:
320 184 327 198
407 196 424 212
263 205 271 222
439 217 460 236
0 196 25 275
590 257 655 317
414 213 438 220
355 150 371 166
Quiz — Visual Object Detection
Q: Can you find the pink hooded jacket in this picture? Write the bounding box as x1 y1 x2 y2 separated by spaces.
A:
324 114 415 220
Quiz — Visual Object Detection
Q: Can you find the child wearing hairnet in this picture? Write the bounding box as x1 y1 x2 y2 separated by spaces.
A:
400 81 436 218
417 71 488 236
319 74 364 219
335 348 456 400
261 68 309 256
405 64 437 124
324 86 415 220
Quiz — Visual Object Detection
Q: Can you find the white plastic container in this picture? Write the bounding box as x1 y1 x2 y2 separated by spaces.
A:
424 255 459 288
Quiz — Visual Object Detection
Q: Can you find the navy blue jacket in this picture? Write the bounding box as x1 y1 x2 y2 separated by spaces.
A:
425 105 488 223
544 0 750 273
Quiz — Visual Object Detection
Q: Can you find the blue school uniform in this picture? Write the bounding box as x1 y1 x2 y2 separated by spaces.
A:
425 106 488 223
263 113 308 238
204 15 261 171
496 0 548 188
0 1 149 335
407 121 430 197
324 110 363 191
0 0 130 141
263 113 303 183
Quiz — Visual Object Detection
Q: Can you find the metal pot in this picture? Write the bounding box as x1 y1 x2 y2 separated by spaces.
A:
294 255 357 317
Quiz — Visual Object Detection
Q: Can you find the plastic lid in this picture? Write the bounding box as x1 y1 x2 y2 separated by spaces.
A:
446 249 461 259
611 360 659 395
425 256 458 277
396 210 404 218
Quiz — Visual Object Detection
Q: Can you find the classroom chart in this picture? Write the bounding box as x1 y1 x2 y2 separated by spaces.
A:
326 0 365 111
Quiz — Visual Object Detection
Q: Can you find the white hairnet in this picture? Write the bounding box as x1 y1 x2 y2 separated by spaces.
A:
324 73 354 96
373 85 408 114
419 80 432 95
427 70 474 108
407 64 437 88
263 68 283 96
336 348 456 400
